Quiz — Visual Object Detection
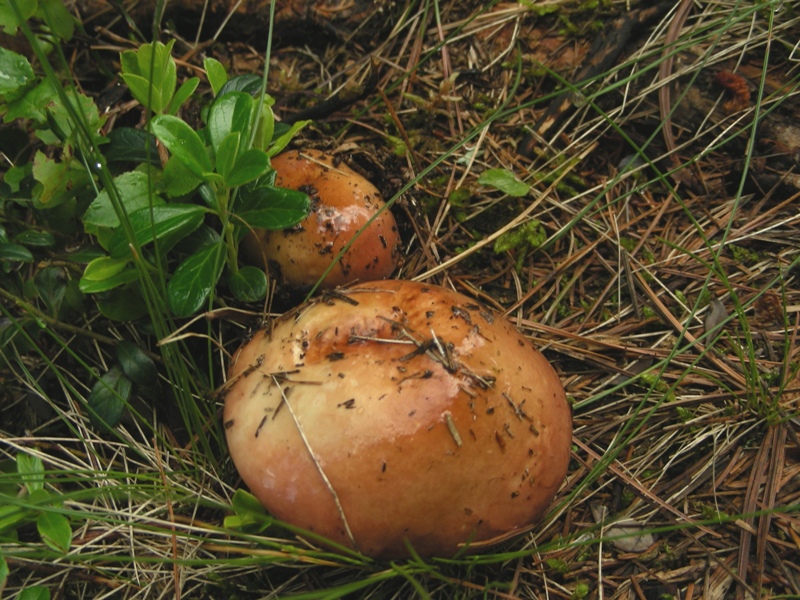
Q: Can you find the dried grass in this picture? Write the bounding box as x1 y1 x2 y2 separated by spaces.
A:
2 0 800 598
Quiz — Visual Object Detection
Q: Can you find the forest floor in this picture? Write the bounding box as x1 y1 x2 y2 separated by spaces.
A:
1 0 800 598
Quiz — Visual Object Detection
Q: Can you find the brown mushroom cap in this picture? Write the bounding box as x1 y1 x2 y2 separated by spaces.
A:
241 150 401 291
222 280 572 559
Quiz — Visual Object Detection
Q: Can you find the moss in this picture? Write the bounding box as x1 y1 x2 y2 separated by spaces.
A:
729 243 762 265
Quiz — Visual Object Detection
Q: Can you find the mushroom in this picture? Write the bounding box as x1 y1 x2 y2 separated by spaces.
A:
222 280 572 559
241 149 401 292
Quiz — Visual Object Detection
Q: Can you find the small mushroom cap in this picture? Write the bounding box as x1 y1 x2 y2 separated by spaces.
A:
223 280 572 559
241 150 401 291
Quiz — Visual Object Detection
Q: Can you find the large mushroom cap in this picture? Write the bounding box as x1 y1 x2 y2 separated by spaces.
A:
222 280 572 559
241 149 401 292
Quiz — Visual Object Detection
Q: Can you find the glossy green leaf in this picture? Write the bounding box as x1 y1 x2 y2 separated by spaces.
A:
13 230 55 248
105 128 160 164
16 453 44 494
236 185 310 230
267 119 310 157
204 57 227 96
83 170 165 234
0 47 34 102
80 256 132 291
120 40 176 114
36 510 71 553
168 76 199 116
217 74 261 97
87 365 131 429
167 241 226 317
79 269 138 293
477 168 530 197
229 266 267 302
174 223 221 255
121 73 164 114
224 489 272 532
108 204 206 259
162 155 203 198
0 242 34 263
226 148 270 187
251 100 275 152
208 91 253 156
216 132 240 183
151 115 211 178
116 340 158 387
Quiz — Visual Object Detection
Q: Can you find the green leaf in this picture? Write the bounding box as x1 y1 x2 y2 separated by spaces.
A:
4 79 56 124
167 241 225 317
216 132 240 183
3 163 30 192
79 257 138 293
32 150 90 208
18 586 50 600
168 76 199 116
87 365 132 429
116 340 158 387
232 488 267 515
0 553 8 591
251 100 275 152
151 115 211 178
0 47 34 102
36 510 71 553
42 89 107 149
225 489 272 532
204 57 228 95
0 503 30 535
83 170 165 234
477 168 530 197
162 155 203 198
108 204 206 259
122 73 162 114
120 40 176 114
34 266 67 316
13 230 55 248
105 128 160 164
236 185 310 230
217 74 261 97
37 0 75 41
229 266 267 302
226 148 270 187
208 91 254 156
0 0 37 35
16 453 44 494
96 287 149 322
0 242 34 263
266 119 310 157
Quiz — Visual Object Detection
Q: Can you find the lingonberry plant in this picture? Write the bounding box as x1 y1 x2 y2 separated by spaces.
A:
1 3 309 434
81 41 311 318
